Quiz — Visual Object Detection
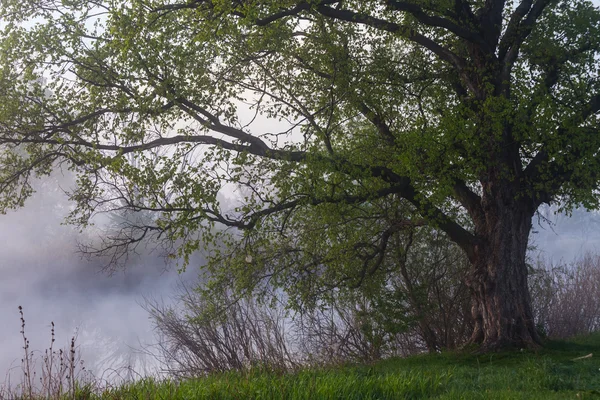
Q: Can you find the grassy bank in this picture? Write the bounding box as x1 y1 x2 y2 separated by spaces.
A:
5 333 600 399
94 333 600 400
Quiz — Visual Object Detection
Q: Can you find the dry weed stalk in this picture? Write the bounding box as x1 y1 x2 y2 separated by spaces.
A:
1 307 94 400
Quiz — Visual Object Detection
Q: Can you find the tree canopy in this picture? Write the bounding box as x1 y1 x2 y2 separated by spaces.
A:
0 0 599 349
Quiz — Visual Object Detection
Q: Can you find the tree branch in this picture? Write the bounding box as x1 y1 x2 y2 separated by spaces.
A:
476 0 506 47
355 100 396 145
385 0 491 52
176 99 273 155
453 180 484 225
398 180 477 260
498 0 554 93
347 222 418 290
251 1 338 26
0 131 306 163
498 0 533 60
453 0 478 26
314 5 469 76
524 93 600 206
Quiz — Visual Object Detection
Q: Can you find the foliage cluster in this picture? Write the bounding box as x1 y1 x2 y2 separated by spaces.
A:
1 0 600 350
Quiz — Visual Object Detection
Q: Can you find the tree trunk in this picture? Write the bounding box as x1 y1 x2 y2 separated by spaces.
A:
466 195 541 350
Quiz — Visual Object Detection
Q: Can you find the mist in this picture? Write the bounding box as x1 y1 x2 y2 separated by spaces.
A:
533 205 600 262
1 169 600 384
0 170 199 382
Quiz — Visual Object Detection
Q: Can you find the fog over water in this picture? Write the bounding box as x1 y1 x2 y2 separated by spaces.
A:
1 170 600 383
0 171 200 381
533 206 600 262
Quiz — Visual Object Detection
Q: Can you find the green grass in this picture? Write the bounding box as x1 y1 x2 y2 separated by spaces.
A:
41 333 600 399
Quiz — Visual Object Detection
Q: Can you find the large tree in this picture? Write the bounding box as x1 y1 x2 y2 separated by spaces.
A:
0 0 599 350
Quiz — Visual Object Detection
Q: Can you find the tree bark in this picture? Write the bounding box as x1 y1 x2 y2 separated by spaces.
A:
466 190 541 350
